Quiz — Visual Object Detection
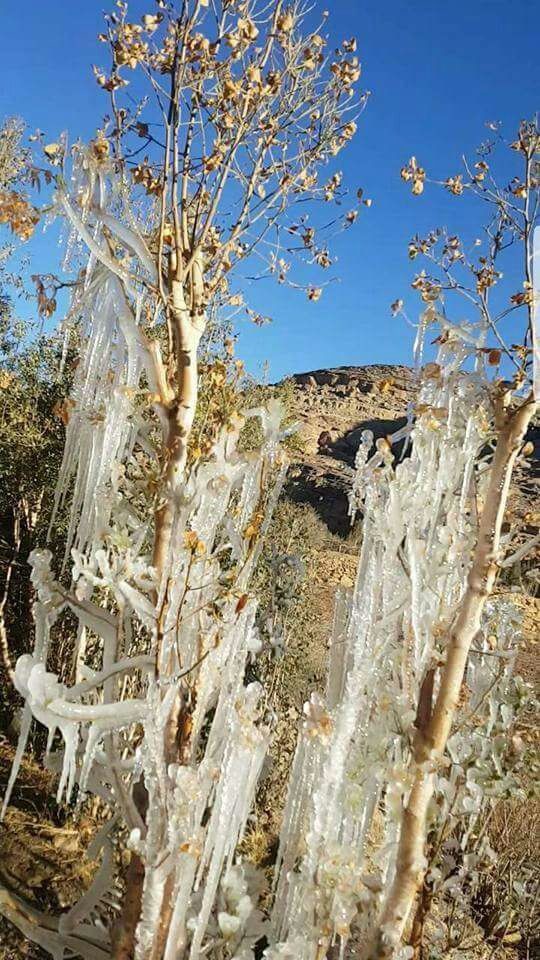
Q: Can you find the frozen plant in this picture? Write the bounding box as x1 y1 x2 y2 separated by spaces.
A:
0 9 537 959
2 265 288 958
0 2 366 956
268 122 538 960
269 337 497 958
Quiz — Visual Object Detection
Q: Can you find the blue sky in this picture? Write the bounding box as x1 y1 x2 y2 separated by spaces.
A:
1 0 537 380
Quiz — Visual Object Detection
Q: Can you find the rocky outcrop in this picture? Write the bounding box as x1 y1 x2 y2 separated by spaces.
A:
282 363 539 537
282 364 413 533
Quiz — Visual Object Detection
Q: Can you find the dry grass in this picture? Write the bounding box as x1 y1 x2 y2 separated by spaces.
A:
0 740 98 960
469 799 540 959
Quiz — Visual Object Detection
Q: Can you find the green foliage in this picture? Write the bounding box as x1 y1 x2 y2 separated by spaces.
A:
0 319 69 526
0 314 71 727
0 117 27 190
239 377 306 458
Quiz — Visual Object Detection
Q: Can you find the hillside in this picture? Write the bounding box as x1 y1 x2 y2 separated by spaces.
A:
283 364 415 533
284 363 538 537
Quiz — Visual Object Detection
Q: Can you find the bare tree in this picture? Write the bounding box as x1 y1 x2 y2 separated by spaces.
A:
0 3 364 959
264 123 538 960
369 121 538 958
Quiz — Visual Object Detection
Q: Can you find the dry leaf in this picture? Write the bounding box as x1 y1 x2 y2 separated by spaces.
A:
235 594 249 614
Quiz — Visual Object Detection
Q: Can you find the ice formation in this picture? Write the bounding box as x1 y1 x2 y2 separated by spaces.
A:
266 331 513 959
3 408 286 958
2 144 523 960
2 146 287 959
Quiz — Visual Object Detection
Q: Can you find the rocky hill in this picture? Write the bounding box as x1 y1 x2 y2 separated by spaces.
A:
284 363 539 536
284 364 415 533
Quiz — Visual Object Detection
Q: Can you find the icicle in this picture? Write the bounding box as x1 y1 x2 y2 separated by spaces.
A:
95 209 158 283
0 704 33 820
6 148 296 958
58 191 137 297
269 353 495 956
58 833 115 935
189 685 270 958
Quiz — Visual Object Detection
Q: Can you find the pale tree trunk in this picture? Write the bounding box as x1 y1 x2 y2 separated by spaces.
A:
152 278 205 586
366 393 537 960
112 267 206 960
143 287 205 960
154 277 205 762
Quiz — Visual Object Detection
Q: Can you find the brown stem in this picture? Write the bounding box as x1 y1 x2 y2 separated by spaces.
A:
111 854 146 960
409 880 432 960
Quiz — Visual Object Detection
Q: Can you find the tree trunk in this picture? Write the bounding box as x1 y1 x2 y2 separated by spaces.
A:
113 276 205 960
111 855 146 960
152 279 204 591
408 880 432 959
366 394 536 959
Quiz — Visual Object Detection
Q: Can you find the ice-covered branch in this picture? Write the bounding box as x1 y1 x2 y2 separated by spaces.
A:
267 344 535 959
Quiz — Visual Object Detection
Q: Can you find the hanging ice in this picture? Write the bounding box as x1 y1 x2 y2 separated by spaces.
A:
2 144 289 960
267 335 505 958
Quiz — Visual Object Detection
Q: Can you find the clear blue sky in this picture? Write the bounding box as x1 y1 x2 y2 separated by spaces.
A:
1 0 537 380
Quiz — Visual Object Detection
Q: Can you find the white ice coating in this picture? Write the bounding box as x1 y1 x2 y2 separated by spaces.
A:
4 399 286 958
2 147 288 959
49 145 164 566
267 336 505 958
2 147 520 960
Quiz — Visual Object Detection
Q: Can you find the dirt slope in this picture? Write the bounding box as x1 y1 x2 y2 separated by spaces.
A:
284 362 539 534
284 364 416 533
